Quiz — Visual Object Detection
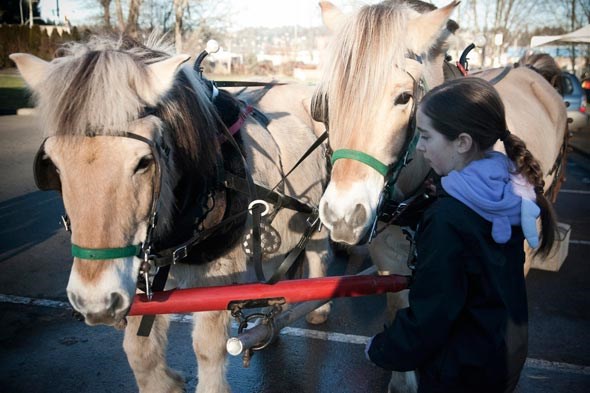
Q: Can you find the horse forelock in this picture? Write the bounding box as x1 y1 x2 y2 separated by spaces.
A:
317 2 410 147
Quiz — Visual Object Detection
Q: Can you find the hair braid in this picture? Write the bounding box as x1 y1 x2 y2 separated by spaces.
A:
503 133 557 256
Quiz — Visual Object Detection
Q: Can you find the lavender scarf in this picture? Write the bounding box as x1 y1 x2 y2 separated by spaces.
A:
441 151 540 248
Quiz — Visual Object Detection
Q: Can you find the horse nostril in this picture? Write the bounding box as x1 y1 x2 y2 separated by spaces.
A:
320 200 335 224
68 292 84 311
350 203 367 228
107 292 124 315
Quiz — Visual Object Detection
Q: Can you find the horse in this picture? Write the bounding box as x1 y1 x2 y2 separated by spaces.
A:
314 1 567 392
11 35 331 393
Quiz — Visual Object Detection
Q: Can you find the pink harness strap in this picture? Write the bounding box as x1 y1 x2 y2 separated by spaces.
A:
228 105 254 136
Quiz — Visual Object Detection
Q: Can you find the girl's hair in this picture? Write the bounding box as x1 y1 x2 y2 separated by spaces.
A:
420 77 557 256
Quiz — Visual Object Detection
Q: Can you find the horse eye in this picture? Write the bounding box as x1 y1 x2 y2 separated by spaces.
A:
394 92 412 106
134 156 153 173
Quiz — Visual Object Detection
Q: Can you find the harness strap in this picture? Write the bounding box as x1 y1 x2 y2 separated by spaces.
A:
265 212 320 284
251 205 265 282
136 264 170 337
224 173 315 214
545 123 570 203
270 131 328 193
486 66 512 85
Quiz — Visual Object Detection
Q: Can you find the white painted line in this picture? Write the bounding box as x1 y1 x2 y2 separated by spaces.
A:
524 358 590 376
559 189 590 195
2 294 590 375
280 326 369 345
569 240 590 246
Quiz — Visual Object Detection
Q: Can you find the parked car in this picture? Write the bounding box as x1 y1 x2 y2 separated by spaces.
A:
562 72 589 132
581 74 590 100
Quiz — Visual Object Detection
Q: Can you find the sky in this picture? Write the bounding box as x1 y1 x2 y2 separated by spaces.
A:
38 0 379 29
39 1 459 29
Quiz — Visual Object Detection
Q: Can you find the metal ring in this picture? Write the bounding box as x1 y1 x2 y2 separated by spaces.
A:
248 200 270 217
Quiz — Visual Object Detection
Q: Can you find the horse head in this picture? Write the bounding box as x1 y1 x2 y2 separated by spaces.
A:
11 37 220 326
316 0 458 244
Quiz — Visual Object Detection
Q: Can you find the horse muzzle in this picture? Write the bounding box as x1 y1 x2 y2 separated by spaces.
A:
68 290 131 328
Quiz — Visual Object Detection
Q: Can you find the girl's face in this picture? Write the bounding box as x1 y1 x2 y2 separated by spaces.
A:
416 110 466 176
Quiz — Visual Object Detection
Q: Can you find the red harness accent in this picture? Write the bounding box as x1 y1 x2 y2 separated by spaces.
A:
456 61 468 76
228 105 254 136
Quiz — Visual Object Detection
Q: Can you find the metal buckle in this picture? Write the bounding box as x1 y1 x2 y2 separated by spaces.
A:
60 214 71 232
306 210 321 228
248 200 270 217
172 246 188 263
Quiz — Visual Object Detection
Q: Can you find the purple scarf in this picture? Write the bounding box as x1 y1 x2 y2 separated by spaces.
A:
441 151 540 247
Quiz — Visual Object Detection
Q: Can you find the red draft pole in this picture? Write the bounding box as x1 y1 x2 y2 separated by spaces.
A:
129 274 410 316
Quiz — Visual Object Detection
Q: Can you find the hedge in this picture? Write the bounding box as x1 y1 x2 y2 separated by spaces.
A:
0 24 85 68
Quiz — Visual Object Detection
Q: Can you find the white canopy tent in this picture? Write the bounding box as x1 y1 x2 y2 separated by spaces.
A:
530 25 590 47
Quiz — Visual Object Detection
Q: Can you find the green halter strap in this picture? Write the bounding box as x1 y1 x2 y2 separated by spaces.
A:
71 244 141 260
331 149 390 177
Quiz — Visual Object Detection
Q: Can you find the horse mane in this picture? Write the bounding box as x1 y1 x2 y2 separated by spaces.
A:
315 1 410 142
516 52 564 95
36 34 224 233
38 33 221 172
314 0 457 144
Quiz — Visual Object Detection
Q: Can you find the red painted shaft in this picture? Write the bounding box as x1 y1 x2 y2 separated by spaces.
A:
129 274 410 316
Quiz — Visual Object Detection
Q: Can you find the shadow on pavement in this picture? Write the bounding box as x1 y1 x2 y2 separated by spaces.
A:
0 191 64 261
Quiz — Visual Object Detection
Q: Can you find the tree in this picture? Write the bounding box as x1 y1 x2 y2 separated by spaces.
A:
174 0 188 53
99 0 112 28
112 0 144 36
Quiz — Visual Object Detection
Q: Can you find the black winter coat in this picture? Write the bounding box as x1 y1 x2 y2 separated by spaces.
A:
367 192 528 393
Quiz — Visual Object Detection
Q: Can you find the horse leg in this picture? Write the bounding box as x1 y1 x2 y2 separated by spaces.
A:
368 226 411 321
387 371 419 393
192 310 231 393
304 230 332 325
123 315 184 393
369 227 417 393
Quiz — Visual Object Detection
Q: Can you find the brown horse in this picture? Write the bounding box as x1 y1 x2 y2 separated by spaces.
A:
315 1 567 392
11 35 331 393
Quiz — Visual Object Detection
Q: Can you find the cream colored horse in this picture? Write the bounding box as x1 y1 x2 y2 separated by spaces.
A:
12 36 330 393
316 1 566 392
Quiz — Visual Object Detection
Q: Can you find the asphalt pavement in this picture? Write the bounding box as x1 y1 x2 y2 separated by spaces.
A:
0 114 589 393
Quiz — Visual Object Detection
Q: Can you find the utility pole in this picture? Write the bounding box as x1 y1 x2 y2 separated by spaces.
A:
570 0 577 73
29 0 33 27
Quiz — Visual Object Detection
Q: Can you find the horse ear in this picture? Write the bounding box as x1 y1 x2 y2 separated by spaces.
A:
9 53 49 90
319 1 345 32
406 1 459 55
146 54 191 101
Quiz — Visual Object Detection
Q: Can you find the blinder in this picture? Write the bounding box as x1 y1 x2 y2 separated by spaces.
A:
34 139 61 191
310 92 329 124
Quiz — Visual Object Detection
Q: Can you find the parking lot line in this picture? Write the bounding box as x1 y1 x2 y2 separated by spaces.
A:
559 189 590 194
2 293 589 376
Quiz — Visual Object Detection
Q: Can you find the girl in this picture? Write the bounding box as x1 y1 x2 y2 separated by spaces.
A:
365 77 558 393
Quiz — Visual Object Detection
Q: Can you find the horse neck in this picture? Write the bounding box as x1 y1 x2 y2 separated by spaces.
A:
394 150 430 199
